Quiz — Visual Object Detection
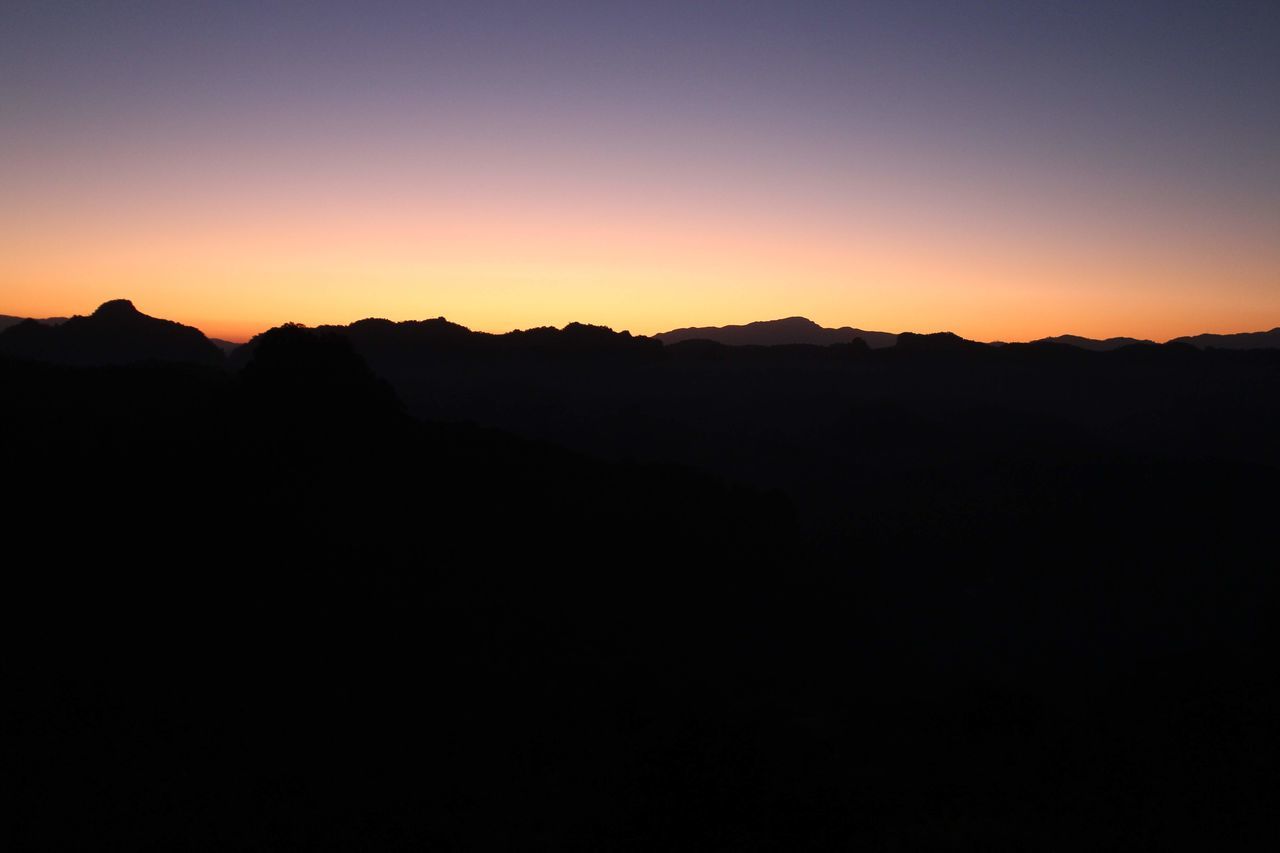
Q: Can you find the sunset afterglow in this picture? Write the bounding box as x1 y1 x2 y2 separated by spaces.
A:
4 1 1277 341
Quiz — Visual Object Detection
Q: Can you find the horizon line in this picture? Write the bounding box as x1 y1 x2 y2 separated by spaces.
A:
4 301 1277 348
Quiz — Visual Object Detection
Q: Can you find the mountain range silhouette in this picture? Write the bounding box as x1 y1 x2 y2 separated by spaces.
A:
1172 326 1280 349
0 313 66 332
4 302 1280 362
4 298 1279 848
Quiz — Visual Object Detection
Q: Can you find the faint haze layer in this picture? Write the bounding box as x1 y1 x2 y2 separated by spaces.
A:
3 0 1278 341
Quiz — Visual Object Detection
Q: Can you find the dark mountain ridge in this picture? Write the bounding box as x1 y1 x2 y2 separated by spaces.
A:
228 314 662 370
657 319 1280 351
10 302 1280 353
656 315 899 348
1173 326 1280 350
0 314 67 332
0 299 223 367
1032 333 1154 350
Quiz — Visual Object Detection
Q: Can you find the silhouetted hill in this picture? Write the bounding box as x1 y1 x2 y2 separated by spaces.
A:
502 321 663 356
656 316 898 348
0 299 223 367
208 337 242 354
891 330 992 354
238 323 404 426
1033 333 1154 350
1172 326 1280 350
0 313 67 331
229 315 661 370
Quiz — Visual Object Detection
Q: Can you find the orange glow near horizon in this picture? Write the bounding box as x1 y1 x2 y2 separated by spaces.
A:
4 3 1279 347
4 177 1277 344
4 89 1278 345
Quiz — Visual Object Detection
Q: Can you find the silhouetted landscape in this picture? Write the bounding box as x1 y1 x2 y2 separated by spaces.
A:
4 299 1277 849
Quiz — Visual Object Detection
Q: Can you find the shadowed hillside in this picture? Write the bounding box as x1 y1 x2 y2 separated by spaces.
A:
244 314 1280 520
4 305 1279 849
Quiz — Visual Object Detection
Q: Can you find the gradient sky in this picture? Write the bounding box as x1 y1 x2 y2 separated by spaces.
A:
3 1 1278 342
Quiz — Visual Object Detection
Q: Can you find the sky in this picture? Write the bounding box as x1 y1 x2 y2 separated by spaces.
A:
3 0 1278 342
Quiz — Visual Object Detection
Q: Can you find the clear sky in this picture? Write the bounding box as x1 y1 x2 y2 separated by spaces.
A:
3 1 1277 342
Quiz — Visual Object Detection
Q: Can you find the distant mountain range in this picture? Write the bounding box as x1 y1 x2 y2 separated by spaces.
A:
1030 334 1154 351
1171 328 1280 350
0 314 67 331
656 318 1280 351
4 303 1280 364
655 316 899 348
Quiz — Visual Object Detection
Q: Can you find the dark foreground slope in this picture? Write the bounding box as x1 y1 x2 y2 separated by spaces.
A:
2 329 804 850
3 324 1278 849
